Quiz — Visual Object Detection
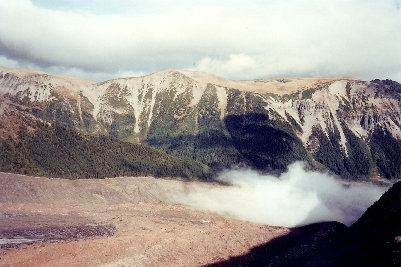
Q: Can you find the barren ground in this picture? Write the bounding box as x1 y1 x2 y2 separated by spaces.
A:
0 172 288 266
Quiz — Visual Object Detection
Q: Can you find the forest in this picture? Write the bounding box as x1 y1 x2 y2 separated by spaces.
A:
0 122 213 180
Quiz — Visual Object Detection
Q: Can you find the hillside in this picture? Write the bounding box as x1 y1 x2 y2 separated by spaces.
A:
0 121 212 180
1 66 400 179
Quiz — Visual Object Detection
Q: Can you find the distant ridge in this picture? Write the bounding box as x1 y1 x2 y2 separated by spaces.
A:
0 66 400 180
0 65 354 95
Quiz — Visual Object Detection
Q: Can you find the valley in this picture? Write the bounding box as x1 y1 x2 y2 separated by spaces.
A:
0 67 400 266
1 0 400 265
0 172 289 266
0 171 399 266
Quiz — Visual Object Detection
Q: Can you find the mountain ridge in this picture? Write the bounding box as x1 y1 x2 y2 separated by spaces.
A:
0 66 358 94
0 66 400 180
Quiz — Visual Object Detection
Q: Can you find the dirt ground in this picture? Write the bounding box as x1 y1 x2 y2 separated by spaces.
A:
0 172 289 266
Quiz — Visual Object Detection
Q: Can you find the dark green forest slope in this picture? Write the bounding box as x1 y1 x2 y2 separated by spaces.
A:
0 123 213 180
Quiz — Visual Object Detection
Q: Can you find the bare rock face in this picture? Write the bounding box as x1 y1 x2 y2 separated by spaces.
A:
1 66 400 179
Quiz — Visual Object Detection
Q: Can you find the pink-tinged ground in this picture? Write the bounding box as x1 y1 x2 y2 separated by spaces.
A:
0 173 288 267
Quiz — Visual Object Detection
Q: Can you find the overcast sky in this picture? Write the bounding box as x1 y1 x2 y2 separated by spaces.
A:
0 0 400 82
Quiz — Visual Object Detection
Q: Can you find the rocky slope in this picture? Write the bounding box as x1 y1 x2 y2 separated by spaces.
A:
0 66 400 179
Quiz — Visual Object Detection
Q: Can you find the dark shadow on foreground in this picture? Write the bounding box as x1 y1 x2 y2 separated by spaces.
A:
207 182 401 267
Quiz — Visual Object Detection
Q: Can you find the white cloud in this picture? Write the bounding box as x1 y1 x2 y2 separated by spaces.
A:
172 162 388 227
0 0 400 82
195 54 260 80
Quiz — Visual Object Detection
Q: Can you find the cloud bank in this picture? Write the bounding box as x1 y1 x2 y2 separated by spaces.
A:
0 0 400 82
173 162 388 227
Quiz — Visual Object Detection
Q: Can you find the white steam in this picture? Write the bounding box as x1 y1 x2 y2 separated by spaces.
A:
174 162 387 227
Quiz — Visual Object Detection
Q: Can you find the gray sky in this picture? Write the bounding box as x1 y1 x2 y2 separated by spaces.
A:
0 0 400 82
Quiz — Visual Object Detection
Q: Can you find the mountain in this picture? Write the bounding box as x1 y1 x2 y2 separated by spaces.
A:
0 66 400 179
